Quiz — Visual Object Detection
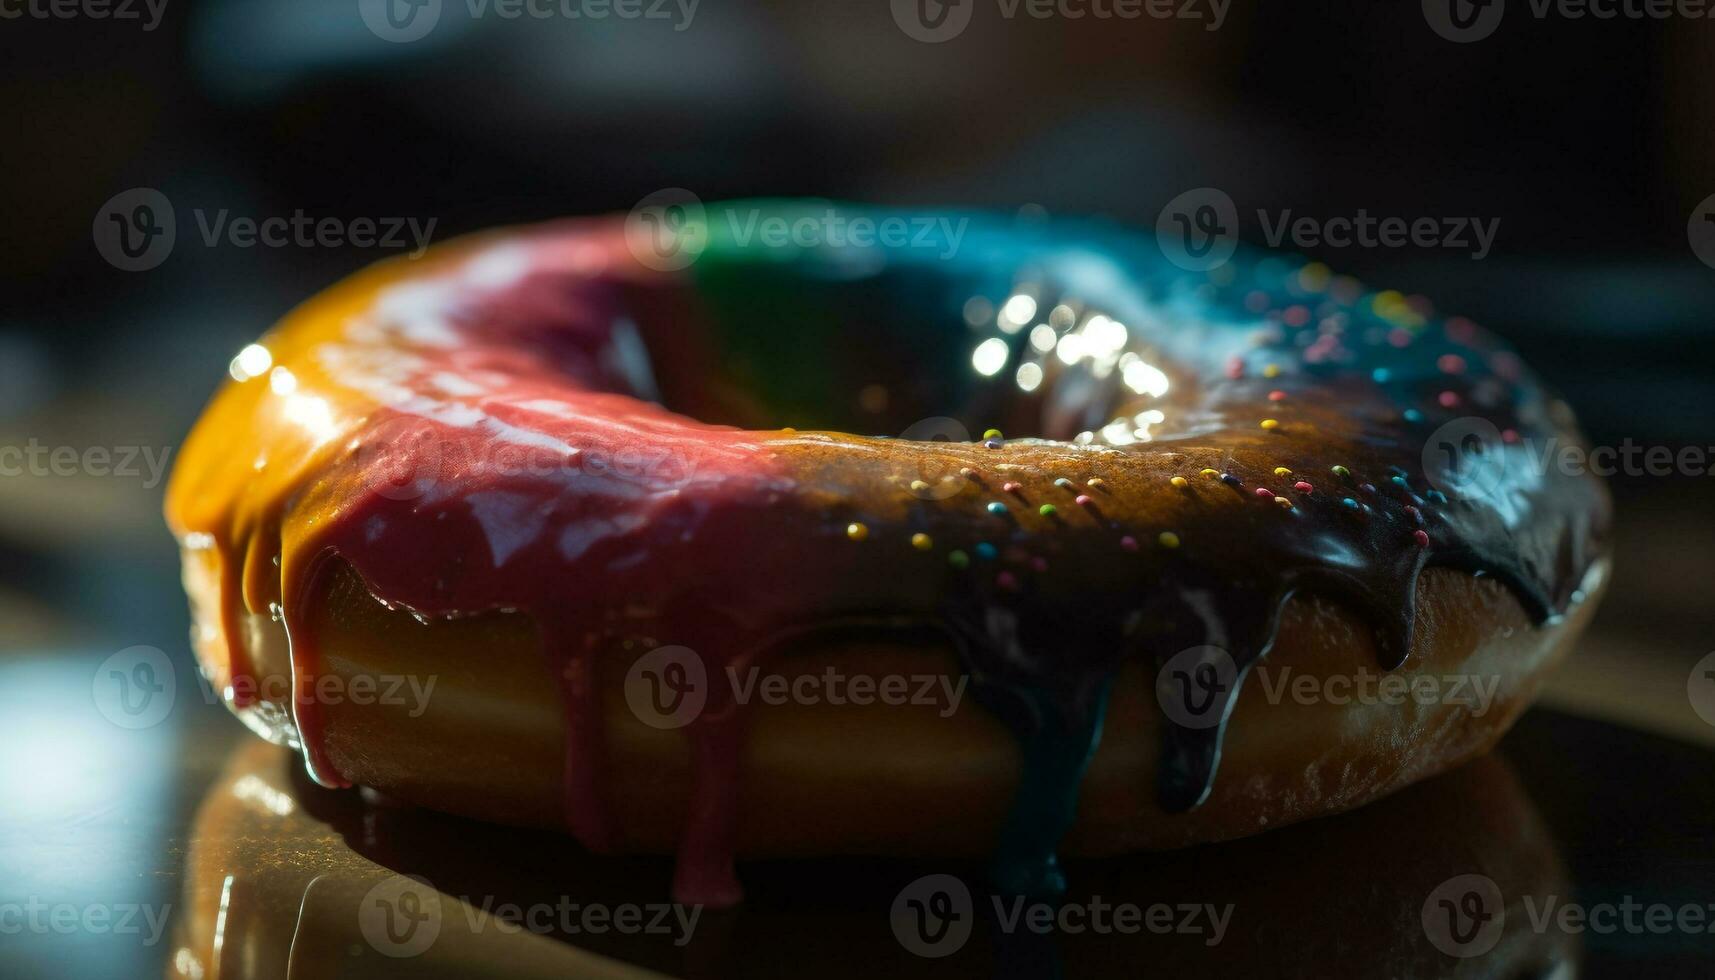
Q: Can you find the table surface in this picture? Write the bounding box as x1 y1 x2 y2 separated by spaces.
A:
1 649 1712 980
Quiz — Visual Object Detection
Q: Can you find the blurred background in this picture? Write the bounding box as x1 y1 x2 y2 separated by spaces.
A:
2 1 1713 976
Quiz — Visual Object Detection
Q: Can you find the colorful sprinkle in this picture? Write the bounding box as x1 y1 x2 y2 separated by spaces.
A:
1331 465 1351 478
997 571 1020 591
1158 531 1181 549
948 549 970 569
1170 476 1189 489
909 480 930 492
1086 477 1106 489
1054 477 1075 490
1263 364 1282 378
1404 505 1423 524
1404 409 1424 423
1360 483 1377 494
1254 487 1274 499
1003 481 1022 493
1200 468 1220 478
1438 354 1467 375
986 501 1008 516
983 428 1004 440
1438 391 1460 408
983 438 1003 450
1426 490 1448 503
1268 390 1287 402
1075 494 1093 507
1221 473 1242 487
1273 496 1292 508
1273 466 1293 477
1260 418 1281 430
1294 481 1313 492
975 542 998 560
845 522 869 541
1372 368 1392 383
959 467 977 478
911 532 933 551
1390 475 1408 487
1119 535 1140 552
1341 497 1359 510
1413 529 1431 548
1038 504 1058 517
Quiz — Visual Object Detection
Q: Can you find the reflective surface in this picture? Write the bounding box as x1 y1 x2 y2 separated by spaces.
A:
2 647 1711 979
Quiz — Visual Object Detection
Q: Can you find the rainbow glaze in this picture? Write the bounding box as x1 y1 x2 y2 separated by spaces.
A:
165 202 1609 908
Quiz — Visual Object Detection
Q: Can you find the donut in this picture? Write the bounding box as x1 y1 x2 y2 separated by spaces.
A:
165 201 1611 909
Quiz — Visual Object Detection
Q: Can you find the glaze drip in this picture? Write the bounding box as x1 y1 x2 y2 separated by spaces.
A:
165 203 1609 908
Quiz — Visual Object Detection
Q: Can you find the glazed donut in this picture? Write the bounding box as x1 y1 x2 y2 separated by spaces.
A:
166 201 1610 908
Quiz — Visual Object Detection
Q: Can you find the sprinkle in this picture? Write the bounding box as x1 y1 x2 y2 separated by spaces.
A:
1268 390 1287 402
1260 419 1281 430
986 502 1009 516
1170 476 1189 489
1273 466 1293 477
1403 409 1424 423
1331 465 1351 478
984 438 1003 450
1425 490 1448 503
845 522 869 541
1273 496 1292 508
1438 391 1460 408
1038 504 1058 517
1254 487 1274 499
1501 428 1520 444
1220 473 1242 487
959 467 977 478
948 549 970 569
983 428 1004 440
1360 483 1377 494
975 542 998 560
1294 481 1313 492
1372 368 1392 383
1158 531 1181 549
910 480 930 492
1341 497 1359 510
1413 529 1431 548
1225 357 1244 379
1404 505 1423 524
1200 468 1220 478
1049 478 1072 492
1075 494 1093 507
1438 354 1467 375
1086 477 1106 489
1003 481 1023 493
1263 364 1281 378
1390 475 1408 487
1030 557 1049 572
1119 535 1140 552
911 532 933 551
997 571 1020 591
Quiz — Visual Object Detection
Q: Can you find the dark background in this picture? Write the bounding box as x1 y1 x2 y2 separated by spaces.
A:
1 2 1713 976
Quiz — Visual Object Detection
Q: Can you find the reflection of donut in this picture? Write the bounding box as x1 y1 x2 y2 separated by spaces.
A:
170 739 1576 978
166 203 1610 907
